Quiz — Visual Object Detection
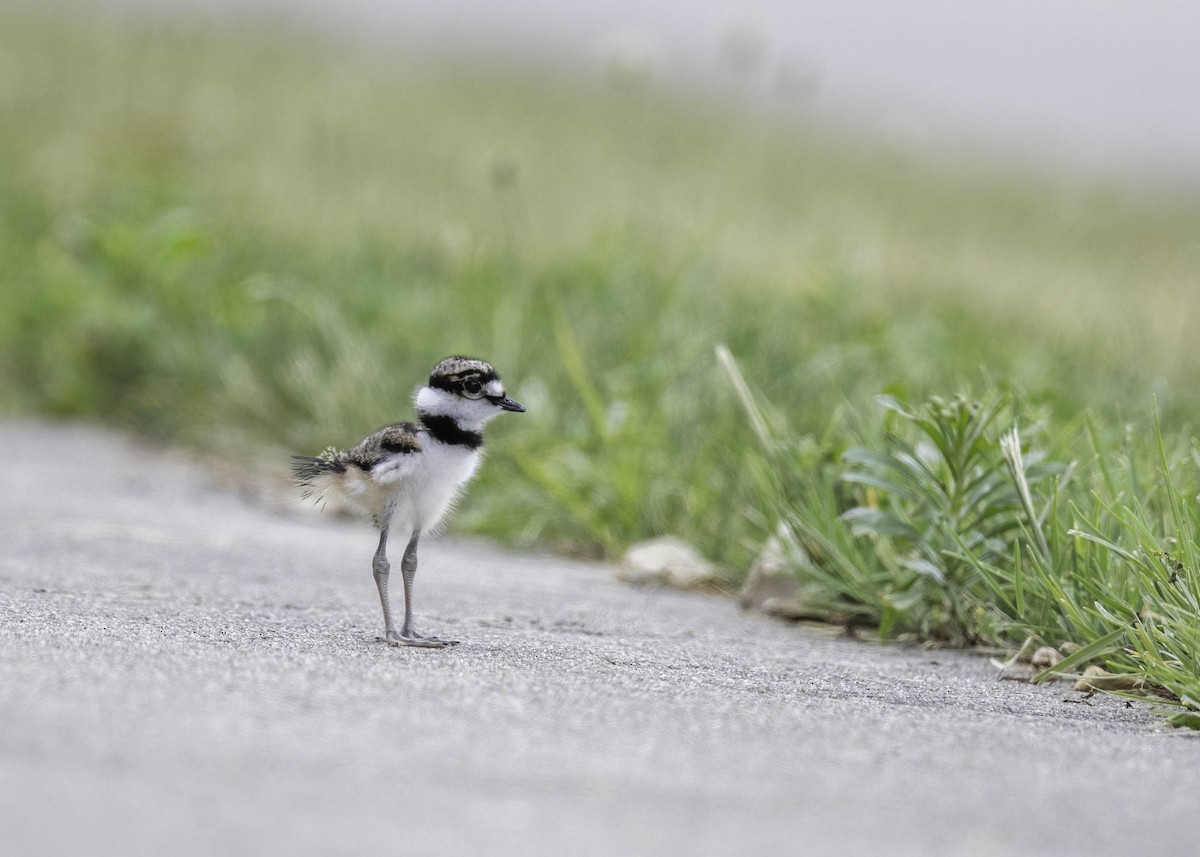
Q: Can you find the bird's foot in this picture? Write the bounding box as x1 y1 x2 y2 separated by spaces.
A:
378 629 460 648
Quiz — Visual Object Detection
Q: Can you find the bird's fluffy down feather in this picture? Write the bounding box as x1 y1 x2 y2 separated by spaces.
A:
291 423 422 524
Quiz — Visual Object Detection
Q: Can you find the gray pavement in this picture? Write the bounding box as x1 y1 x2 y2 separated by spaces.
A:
1 420 1198 857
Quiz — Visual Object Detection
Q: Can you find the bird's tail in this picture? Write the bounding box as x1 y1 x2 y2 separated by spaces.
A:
291 447 351 504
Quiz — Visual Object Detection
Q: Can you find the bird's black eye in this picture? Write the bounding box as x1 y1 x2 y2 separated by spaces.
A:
463 378 484 398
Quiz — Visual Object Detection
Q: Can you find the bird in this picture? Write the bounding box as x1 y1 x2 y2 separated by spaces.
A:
292 356 525 648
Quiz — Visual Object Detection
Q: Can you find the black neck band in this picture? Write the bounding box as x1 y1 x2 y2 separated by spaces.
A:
420 413 483 449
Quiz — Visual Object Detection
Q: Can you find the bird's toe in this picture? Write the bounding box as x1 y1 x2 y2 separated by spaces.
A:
378 631 458 648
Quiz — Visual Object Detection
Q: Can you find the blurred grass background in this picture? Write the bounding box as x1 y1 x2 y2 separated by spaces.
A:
2 4 1199 576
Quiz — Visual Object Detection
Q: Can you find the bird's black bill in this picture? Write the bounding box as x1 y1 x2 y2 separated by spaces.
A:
492 395 526 412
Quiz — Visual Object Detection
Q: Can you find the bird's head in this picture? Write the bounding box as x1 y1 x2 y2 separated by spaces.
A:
414 356 526 427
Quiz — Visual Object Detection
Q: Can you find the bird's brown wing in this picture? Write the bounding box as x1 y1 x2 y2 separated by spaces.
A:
346 422 422 471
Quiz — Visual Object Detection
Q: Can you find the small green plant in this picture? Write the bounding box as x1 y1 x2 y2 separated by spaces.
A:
836 394 1064 642
719 349 1053 641
726 343 1200 722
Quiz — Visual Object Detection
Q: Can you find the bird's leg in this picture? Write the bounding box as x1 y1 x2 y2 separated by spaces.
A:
399 532 460 647
398 532 420 639
378 531 458 648
372 524 399 641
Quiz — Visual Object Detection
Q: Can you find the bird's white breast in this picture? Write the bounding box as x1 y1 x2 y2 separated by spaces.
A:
388 438 482 536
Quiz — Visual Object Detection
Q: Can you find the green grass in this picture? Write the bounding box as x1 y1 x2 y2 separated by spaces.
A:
4 5 1200 715
725 362 1200 715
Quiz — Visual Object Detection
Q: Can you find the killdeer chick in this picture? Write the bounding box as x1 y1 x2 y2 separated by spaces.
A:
292 356 525 648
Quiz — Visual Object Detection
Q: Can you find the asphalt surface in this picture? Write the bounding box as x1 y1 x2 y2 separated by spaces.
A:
2 420 1198 856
